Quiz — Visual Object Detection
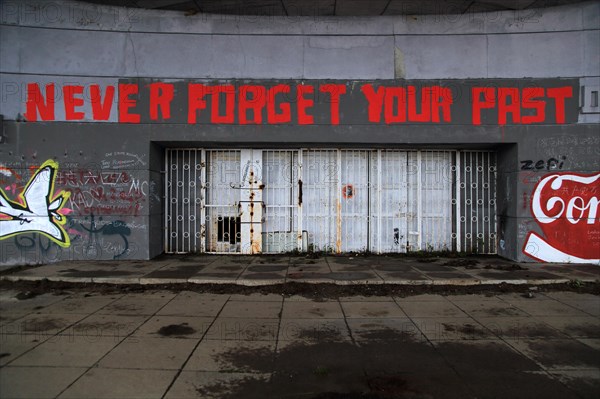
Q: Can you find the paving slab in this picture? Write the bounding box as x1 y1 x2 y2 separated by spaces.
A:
473 316 568 340
577 338 600 351
156 292 229 317
446 297 529 317
345 317 420 341
184 339 276 372
0 334 45 366
95 294 175 316
534 315 600 338
0 291 68 316
278 318 351 344
58 368 178 399
281 300 344 319
10 336 120 367
340 300 406 318
3 313 87 337
205 318 279 342
40 294 120 314
218 300 283 319
338 295 396 302
507 298 592 317
549 369 600 399
397 299 467 318
0 366 87 399
66 314 148 338
164 371 271 399
132 315 215 339
411 317 496 341
436 341 583 399
98 336 198 370
228 293 283 302
506 338 600 371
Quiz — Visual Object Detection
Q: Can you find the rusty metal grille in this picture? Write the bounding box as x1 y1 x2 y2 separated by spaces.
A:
165 148 497 255
205 150 241 253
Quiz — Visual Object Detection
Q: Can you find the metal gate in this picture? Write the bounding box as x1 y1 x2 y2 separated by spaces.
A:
205 150 241 253
165 149 202 253
457 151 497 254
262 150 302 253
165 148 497 254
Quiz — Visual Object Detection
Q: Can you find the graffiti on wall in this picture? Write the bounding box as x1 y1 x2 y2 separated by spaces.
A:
53 152 151 216
520 156 566 171
78 214 132 260
523 172 600 264
58 169 145 216
0 160 71 247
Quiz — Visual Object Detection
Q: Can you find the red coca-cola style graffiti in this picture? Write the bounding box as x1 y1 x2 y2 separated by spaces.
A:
523 172 600 264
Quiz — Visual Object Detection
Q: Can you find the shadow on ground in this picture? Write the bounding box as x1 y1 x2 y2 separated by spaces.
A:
195 327 594 399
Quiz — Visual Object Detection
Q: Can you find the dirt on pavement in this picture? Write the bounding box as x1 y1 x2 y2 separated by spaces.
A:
1 279 599 300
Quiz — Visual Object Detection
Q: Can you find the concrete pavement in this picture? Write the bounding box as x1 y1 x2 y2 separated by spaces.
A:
1 255 599 398
1 285 599 398
1 254 599 286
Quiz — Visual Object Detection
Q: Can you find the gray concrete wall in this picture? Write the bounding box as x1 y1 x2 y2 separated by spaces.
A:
0 0 598 265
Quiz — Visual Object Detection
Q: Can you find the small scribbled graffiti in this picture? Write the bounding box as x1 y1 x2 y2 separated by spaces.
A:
79 214 131 260
0 160 71 247
523 172 600 264
520 156 566 171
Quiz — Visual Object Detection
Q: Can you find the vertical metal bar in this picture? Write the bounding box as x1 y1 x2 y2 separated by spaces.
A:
200 149 205 253
168 149 172 253
164 149 169 253
192 150 196 252
175 151 180 252
442 151 452 251
456 151 461 252
182 149 186 253
408 151 412 252
465 151 473 252
476 152 480 253
188 149 192 252
422 150 427 250
377 149 382 254
487 151 491 253
492 152 498 254
336 150 342 253
184 150 188 253
297 149 303 252
184 149 188 252
416 151 422 250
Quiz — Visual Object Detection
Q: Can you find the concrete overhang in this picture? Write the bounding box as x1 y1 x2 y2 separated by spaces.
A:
79 0 590 16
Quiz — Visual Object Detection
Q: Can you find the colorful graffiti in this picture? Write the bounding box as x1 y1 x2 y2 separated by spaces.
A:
523 172 600 264
0 160 71 247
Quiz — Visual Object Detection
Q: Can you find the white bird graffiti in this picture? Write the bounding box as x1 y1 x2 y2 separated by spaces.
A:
0 160 71 247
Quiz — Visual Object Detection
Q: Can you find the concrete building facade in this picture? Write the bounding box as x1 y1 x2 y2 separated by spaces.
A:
0 0 598 265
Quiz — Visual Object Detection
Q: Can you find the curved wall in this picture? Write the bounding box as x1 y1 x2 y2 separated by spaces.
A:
0 0 598 264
